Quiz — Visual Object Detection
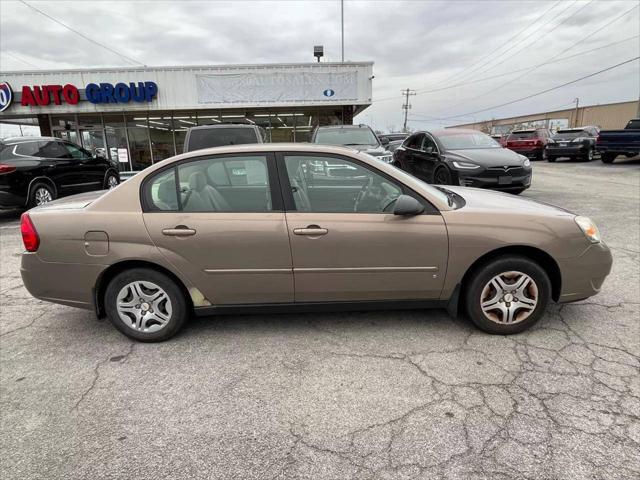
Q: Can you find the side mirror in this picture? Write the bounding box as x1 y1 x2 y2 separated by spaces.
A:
380 137 390 146
424 146 434 154
393 195 425 216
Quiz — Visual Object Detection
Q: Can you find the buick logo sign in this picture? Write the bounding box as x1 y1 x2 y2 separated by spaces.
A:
323 89 335 97
0 82 13 112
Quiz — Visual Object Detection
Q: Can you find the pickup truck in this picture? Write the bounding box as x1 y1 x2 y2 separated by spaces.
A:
596 118 640 163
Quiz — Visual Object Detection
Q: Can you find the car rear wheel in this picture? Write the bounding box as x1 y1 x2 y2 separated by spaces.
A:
464 255 551 335
547 156 556 163
585 149 594 162
601 153 616 164
104 268 188 342
433 165 452 185
28 182 55 208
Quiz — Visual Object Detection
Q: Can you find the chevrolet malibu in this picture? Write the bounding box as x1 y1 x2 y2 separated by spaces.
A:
20 144 612 342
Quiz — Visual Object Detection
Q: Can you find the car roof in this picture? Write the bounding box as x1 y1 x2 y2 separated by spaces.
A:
511 129 543 133
1 136 58 144
188 123 257 130
316 124 371 130
423 128 482 136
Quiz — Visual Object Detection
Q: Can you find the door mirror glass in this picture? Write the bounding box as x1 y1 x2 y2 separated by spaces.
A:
393 194 425 216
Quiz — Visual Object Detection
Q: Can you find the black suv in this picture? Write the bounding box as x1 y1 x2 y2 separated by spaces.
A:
183 124 266 153
546 126 599 162
311 124 393 163
0 136 120 209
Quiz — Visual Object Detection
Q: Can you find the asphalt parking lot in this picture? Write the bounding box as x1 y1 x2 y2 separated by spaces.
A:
1 158 639 480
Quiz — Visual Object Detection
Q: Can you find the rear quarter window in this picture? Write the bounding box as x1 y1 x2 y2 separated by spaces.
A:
14 141 45 157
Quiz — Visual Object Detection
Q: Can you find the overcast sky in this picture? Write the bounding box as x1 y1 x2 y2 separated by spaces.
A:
0 0 638 132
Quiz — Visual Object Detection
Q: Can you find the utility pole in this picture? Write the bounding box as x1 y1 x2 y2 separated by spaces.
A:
341 0 344 62
402 88 416 133
573 97 580 127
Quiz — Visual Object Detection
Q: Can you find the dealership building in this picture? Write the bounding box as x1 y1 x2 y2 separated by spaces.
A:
0 62 373 171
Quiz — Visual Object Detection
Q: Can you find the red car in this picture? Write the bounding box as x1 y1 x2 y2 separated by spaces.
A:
505 128 552 160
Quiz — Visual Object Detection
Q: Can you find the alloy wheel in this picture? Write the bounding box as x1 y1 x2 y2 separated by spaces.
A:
587 149 594 161
107 175 119 189
35 187 53 205
479 271 538 324
434 167 450 185
116 281 172 333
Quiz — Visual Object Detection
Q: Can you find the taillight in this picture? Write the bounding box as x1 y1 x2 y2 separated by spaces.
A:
20 213 40 252
596 134 601 144
0 164 17 174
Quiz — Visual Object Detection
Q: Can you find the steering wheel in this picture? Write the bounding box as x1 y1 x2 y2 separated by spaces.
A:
382 197 398 213
354 176 375 212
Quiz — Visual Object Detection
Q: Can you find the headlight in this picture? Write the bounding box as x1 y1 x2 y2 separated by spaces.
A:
518 154 530 167
378 154 393 163
575 216 601 243
452 160 480 169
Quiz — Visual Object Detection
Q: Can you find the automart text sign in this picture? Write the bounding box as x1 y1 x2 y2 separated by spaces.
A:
196 72 358 104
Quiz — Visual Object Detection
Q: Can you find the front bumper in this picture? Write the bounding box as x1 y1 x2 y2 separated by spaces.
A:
21 252 104 310
455 167 532 192
557 242 613 303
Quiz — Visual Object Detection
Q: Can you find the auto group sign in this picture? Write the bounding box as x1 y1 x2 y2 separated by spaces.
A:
0 81 158 110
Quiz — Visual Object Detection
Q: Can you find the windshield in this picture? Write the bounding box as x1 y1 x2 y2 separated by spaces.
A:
314 128 380 147
553 129 588 139
187 128 258 151
508 131 537 140
437 132 501 150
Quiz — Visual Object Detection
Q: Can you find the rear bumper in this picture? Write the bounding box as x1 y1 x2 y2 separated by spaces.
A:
507 147 543 158
557 242 613 303
546 145 589 157
0 190 26 209
20 252 104 310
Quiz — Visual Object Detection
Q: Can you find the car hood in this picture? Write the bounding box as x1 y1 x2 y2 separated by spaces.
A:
444 185 575 217
445 148 525 167
32 190 107 211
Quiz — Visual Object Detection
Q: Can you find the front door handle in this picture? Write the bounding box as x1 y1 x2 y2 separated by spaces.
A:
162 225 196 237
293 225 328 236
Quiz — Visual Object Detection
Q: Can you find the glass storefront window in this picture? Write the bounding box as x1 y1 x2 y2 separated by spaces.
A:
149 115 175 161
196 110 221 126
104 125 129 170
270 111 296 142
50 114 77 130
103 113 126 128
173 112 197 154
295 109 318 142
246 111 271 142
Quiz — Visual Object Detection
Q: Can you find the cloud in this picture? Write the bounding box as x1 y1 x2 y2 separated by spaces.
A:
0 0 638 131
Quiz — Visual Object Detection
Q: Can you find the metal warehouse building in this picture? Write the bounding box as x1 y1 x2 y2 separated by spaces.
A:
0 62 373 171
449 100 639 135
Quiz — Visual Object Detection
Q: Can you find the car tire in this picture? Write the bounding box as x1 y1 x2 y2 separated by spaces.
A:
28 182 55 208
601 153 616 164
584 149 594 162
433 165 452 185
547 156 556 163
509 188 526 195
464 255 551 335
104 172 119 189
538 149 546 161
104 268 189 342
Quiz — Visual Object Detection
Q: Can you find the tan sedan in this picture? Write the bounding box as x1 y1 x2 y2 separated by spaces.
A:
20 144 612 341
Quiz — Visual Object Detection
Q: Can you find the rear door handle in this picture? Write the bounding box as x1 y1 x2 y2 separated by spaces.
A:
162 225 196 237
293 225 328 236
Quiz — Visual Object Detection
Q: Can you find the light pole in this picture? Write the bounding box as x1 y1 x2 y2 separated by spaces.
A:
341 0 344 62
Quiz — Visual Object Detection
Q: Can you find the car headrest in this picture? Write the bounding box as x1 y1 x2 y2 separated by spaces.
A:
158 180 176 205
188 171 207 191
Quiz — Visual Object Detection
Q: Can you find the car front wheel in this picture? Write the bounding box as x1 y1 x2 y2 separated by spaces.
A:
104 268 188 342
601 153 616 164
433 165 452 185
464 255 551 335
105 173 119 189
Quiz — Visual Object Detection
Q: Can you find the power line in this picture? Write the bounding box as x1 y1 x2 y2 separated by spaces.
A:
18 0 145 67
433 0 564 87
467 0 595 81
452 4 639 108
2 51 39 69
371 35 638 104
410 57 639 122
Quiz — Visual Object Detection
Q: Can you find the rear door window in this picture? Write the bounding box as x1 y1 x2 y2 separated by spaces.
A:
63 142 92 160
41 141 72 159
508 131 536 140
186 128 258 151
